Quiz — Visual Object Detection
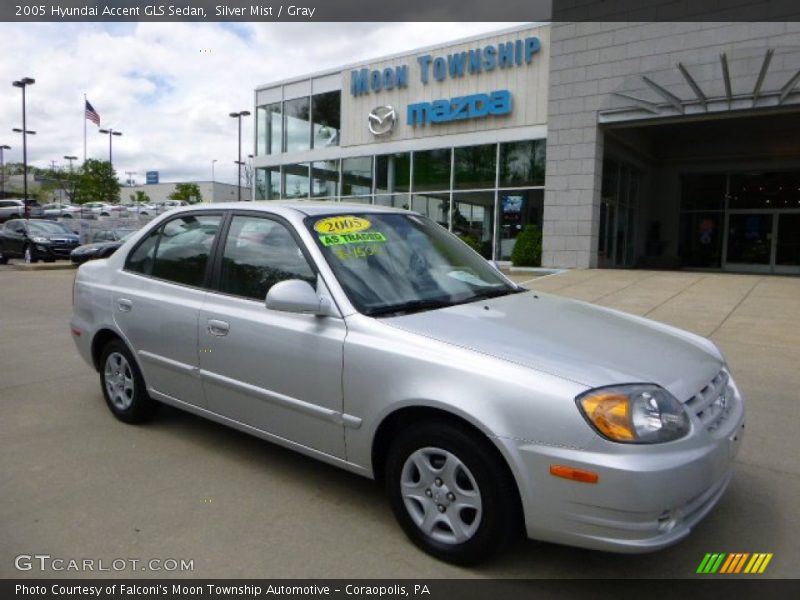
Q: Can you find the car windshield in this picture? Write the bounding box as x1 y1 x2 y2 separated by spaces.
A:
305 212 521 316
27 221 74 235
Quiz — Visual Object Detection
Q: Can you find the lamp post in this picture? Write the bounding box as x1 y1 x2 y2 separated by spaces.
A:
63 155 77 203
211 159 217 182
0 144 10 197
12 77 35 208
98 127 122 168
229 110 250 201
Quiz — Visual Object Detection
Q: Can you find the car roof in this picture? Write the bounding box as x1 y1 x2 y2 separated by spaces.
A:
174 201 409 217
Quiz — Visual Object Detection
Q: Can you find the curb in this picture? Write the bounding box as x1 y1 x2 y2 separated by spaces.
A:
9 262 76 271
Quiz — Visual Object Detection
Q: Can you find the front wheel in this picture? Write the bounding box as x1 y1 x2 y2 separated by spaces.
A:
384 421 519 565
100 340 158 423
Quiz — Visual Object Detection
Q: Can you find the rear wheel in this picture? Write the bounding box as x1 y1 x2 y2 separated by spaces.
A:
100 340 158 423
384 420 519 565
0 246 7 265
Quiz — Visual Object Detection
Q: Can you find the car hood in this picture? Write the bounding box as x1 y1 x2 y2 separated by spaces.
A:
380 290 722 402
39 232 79 242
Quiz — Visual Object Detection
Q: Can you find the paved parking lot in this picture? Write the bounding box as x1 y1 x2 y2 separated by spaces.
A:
1 268 798 578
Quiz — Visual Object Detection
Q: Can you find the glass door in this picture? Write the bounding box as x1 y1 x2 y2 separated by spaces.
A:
775 213 800 275
724 213 774 271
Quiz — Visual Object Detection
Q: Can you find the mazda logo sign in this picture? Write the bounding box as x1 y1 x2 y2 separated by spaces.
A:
368 105 397 136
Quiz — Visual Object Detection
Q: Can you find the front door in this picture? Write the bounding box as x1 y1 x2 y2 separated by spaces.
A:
199 213 347 459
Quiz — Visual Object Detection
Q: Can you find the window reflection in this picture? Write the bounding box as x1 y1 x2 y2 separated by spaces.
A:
283 97 310 153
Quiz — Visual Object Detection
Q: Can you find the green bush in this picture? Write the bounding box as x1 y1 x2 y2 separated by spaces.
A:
459 234 483 255
511 224 543 267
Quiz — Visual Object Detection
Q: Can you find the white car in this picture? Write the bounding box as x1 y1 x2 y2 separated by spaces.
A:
41 203 84 218
80 202 128 217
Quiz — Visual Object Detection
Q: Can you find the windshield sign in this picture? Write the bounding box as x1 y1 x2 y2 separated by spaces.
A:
306 213 521 316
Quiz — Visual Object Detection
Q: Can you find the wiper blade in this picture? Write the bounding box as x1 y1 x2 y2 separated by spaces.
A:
367 298 454 317
459 287 526 303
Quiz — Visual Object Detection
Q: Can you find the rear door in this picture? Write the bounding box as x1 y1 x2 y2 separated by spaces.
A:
112 211 223 407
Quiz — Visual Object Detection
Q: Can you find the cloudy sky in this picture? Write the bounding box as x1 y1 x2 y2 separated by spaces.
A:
0 22 518 186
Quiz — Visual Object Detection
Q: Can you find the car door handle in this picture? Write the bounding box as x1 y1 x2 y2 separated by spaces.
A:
117 298 133 312
207 319 230 336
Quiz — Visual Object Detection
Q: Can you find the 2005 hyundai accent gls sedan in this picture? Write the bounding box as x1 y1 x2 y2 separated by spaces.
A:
71 202 745 564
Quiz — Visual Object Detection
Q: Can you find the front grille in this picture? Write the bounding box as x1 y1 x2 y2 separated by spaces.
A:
685 370 734 432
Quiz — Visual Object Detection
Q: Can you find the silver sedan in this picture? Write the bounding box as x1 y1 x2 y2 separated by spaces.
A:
70 202 745 564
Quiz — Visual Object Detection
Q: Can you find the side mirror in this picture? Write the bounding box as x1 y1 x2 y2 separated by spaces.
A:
265 279 330 316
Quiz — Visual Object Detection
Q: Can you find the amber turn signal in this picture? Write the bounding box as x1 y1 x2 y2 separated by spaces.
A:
549 464 599 484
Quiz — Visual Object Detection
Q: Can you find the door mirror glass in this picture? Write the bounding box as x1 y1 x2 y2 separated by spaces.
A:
265 279 328 315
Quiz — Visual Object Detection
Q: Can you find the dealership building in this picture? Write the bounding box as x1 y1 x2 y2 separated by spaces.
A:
252 22 800 274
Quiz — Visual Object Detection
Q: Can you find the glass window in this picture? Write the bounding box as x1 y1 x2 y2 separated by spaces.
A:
305 212 519 317
452 191 495 259
312 91 341 149
375 194 410 209
312 160 339 198
342 156 372 196
283 163 309 199
411 193 449 229
728 172 800 210
498 189 544 261
499 140 545 188
126 228 159 275
256 105 267 156
375 153 410 194
777 213 800 266
680 174 726 211
412 149 451 192
219 216 315 301
256 167 281 200
454 144 497 190
283 97 310 153
257 103 282 155
127 215 221 286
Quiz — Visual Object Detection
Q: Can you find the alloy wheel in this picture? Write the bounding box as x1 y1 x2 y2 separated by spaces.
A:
104 352 135 411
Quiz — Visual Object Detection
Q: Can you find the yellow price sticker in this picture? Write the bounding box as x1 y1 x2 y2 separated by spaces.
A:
313 215 372 235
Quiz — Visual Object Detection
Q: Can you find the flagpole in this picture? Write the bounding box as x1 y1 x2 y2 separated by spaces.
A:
83 93 87 163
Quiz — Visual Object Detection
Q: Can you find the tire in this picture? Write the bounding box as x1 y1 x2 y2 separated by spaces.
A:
384 420 519 565
100 212 109 217
23 245 38 264
63 214 73 219
99 339 158 424
0 246 7 265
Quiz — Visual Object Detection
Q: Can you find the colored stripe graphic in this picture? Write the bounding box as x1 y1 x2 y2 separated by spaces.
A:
700 553 773 574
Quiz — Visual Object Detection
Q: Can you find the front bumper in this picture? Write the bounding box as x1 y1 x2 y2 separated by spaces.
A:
499 391 745 553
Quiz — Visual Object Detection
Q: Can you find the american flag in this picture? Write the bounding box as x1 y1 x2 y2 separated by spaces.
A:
85 99 100 126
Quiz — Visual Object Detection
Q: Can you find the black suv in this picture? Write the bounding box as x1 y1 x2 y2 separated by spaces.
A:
0 219 80 263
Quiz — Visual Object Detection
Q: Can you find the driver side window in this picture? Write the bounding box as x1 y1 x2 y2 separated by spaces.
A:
218 216 315 301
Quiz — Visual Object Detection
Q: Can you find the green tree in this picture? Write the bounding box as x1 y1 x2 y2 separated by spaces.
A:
169 182 203 204
73 159 120 204
130 190 152 204
511 224 543 267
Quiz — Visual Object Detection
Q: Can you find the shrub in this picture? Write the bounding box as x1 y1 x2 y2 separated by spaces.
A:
459 234 483 255
511 224 542 267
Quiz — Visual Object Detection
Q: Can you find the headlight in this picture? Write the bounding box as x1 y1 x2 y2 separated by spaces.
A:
576 384 690 444
31 236 50 244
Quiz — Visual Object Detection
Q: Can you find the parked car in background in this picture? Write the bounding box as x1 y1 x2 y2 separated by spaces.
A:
77 202 127 217
70 203 745 565
0 218 80 263
91 228 136 243
71 229 136 265
0 199 44 221
42 202 84 218
127 203 156 216
153 200 188 214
